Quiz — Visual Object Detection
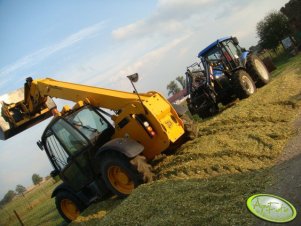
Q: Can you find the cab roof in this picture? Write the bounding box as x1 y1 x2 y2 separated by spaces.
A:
197 36 231 58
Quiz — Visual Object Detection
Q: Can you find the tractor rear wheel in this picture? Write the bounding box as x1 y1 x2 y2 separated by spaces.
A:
55 191 84 223
232 70 256 99
100 152 153 197
247 55 270 87
197 104 219 119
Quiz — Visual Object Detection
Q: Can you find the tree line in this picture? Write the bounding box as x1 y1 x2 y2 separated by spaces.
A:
0 173 43 206
166 76 186 96
256 11 292 51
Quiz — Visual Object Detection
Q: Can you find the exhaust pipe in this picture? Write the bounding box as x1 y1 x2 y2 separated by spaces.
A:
0 88 56 140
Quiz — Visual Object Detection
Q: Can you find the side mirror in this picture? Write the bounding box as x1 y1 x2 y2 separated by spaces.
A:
36 140 44 150
232 37 239 45
127 73 139 83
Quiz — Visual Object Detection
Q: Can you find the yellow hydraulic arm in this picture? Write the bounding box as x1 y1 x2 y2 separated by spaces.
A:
25 77 152 113
0 77 185 159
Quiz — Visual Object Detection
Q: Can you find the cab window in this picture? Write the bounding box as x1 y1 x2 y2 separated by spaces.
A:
66 107 110 144
52 119 89 155
205 48 222 61
45 132 68 170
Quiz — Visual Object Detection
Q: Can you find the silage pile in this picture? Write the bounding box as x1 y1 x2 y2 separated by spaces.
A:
154 63 301 180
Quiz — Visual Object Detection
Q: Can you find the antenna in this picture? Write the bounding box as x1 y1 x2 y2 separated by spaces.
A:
126 73 147 114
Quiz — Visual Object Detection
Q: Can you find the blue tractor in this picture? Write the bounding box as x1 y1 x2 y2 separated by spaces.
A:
186 36 270 118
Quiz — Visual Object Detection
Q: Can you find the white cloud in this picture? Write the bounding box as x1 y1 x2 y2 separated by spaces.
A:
118 33 191 79
112 0 216 40
0 21 106 78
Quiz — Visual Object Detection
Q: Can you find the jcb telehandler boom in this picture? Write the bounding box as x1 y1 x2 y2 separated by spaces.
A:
0 75 187 222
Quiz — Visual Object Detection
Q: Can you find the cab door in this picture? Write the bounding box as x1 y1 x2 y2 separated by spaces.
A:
45 118 94 192
221 40 243 69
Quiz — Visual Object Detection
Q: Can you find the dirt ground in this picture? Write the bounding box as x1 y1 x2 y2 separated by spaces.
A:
254 116 301 226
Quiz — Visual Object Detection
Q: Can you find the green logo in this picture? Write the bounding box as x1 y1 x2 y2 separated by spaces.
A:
247 194 297 223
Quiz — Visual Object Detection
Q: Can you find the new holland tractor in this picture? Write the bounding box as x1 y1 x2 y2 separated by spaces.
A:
186 36 270 118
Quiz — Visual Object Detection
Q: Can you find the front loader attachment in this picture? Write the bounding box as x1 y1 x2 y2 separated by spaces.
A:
0 88 56 140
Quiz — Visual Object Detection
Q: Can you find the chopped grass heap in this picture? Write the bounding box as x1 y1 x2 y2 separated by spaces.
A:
155 59 301 180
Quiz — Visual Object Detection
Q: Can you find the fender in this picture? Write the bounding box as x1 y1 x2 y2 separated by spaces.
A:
240 51 250 66
51 182 75 198
51 182 99 206
96 137 144 159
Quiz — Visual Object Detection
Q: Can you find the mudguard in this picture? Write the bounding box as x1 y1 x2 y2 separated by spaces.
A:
51 182 103 206
240 51 250 66
51 183 75 198
96 137 144 159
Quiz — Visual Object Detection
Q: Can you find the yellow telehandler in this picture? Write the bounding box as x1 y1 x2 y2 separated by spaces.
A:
0 75 191 222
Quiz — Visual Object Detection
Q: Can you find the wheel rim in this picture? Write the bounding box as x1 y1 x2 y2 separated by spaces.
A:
254 59 269 80
241 75 255 94
107 165 134 195
60 199 80 221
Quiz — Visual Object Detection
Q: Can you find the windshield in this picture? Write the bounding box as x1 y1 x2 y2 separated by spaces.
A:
204 47 222 61
221 40 242 60
66 107 110 144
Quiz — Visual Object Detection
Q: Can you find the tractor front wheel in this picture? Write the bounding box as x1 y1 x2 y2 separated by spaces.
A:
232 70 256 99
55 191 84 223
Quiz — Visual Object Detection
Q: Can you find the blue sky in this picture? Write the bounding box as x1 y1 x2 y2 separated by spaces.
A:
0 0 288 199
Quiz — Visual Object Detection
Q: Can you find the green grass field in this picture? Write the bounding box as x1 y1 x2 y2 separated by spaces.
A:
0 179 66 226
0 53 300 226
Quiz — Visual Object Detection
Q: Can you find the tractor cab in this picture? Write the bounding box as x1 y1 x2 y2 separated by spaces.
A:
198 37 249 75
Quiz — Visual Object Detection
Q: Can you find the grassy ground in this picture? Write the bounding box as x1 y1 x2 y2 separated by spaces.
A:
0 53 300 226
0 179 66 226
71 53 301 226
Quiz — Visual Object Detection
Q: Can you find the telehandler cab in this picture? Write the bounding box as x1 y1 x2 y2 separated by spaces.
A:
0 75 189 222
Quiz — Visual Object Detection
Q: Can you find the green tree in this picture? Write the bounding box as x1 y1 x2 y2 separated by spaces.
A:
15 184 26 195
176 76 186 89
256 11 292 50
32 174 43 185
0 190 16 205
167 80 180 96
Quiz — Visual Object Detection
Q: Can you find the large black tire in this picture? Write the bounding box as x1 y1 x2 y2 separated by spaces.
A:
55 191 85 223
100 152 152 197
232 70 256 99
247 55 270 87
